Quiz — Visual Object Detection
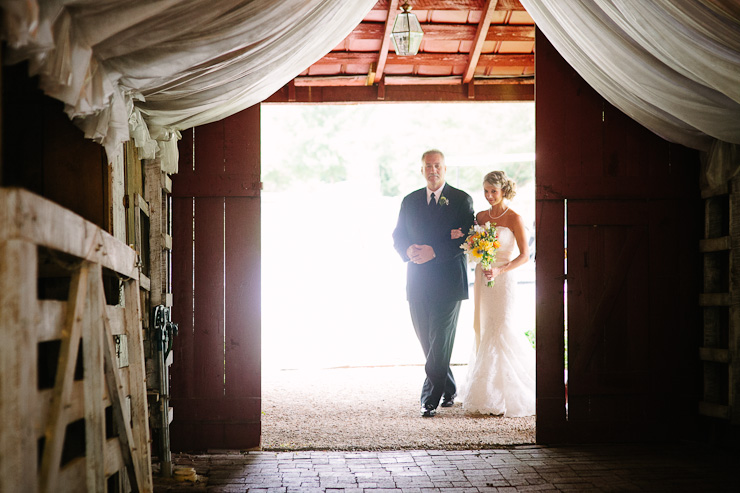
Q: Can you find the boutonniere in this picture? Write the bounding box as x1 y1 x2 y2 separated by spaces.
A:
439 195 449 206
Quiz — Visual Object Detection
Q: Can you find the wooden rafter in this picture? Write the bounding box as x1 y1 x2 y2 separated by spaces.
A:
371 0 524 10
315 52 532 67
463 0 498 83
294 74 533 87
371 0 399 84
349 23 533 42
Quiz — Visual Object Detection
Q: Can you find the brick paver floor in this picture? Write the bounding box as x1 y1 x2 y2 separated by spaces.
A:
153 443 739 492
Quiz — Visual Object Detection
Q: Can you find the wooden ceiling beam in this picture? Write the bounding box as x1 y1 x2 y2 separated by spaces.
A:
463 0 498 84
264 83 534 104
373 0 400 84
371 0 525 11
293 75 533 87
313 52 533 67
349 22 534 42
296 76 369 87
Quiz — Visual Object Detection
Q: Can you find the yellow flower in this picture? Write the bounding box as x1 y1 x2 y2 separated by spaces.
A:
492 240 500 249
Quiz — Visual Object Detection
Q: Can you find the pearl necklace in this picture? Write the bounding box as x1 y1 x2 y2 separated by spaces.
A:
489 207 508 220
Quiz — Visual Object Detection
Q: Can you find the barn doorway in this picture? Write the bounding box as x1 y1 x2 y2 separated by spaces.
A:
260 102 537 449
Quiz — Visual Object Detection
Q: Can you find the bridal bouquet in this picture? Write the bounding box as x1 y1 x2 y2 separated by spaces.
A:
460 221 500 287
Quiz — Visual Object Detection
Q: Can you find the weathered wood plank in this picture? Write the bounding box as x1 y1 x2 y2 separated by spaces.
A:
139 272 151 292
146 161 167 306
124 278 154 491
40 265 89 493
101 275 145 492
111 149 127 243
56 438 126 493
700 293 732 306
0 188 138 278
137 193 150 218
700 236 731 252
0 240 39 493
699 401 731 419
699 347 731 363
83 264 106 492
701 183 728 199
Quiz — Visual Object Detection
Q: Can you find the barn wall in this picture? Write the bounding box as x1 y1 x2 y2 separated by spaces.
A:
1 63 110 232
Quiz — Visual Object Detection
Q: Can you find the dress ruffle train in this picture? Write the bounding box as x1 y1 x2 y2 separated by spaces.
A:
459 226 536 417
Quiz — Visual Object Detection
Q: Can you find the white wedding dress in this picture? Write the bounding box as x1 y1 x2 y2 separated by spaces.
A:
459 226 536 417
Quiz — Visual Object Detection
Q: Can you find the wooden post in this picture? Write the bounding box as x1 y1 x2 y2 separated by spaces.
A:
0 239 39 492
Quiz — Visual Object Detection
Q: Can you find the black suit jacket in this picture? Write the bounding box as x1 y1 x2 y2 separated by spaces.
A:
393 183 475 302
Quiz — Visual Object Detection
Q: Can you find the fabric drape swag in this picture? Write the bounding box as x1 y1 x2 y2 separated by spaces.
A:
519 0 740 186
0 0 377 166
4 0 740 184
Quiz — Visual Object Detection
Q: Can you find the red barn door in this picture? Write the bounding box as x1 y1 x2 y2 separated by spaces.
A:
535 30 702 443
170 106 262 451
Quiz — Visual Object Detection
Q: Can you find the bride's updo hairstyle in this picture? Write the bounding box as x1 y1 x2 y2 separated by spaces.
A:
483 171 516 200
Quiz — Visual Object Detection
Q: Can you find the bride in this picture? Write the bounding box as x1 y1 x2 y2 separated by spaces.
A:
459 171 536 417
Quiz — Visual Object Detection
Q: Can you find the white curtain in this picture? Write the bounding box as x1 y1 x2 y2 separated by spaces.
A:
519 0 740 186
1 0 377 166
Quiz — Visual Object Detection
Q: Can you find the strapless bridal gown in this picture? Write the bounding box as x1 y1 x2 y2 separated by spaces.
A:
459 226 536 417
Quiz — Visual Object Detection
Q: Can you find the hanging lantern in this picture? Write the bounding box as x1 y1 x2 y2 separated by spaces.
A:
391 1 423 56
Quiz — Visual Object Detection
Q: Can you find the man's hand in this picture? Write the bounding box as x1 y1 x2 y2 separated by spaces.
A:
451 228 463 239
407 244 436 264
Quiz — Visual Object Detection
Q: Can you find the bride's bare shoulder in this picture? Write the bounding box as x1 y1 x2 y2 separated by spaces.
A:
475 210 489 224
497 208 524 231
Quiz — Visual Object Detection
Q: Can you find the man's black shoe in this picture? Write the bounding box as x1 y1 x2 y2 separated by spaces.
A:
420 404 436 417
441 395 456 407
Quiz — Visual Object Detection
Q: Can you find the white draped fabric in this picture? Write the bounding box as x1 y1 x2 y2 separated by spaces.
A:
519 0 740 186
0 0 376 166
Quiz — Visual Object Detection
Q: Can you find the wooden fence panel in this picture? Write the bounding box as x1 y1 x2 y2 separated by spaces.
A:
0 187 152 492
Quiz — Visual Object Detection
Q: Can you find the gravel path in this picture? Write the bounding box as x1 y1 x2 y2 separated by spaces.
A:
261 365 535 451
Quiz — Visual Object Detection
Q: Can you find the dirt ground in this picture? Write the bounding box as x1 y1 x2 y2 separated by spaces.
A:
260 365 535 451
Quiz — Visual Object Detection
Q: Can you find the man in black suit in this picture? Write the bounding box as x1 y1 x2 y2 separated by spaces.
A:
393 149 475 417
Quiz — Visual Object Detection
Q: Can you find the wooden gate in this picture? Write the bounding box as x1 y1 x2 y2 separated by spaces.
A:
535 31 702 442
170 106 262 451
0 188 152 492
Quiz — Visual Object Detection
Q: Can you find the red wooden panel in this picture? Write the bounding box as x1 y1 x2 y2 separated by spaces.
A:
171 195 194 400
534 27 601 198
193 197 226 398
534 30 701 444
170 108 261 452
567 205 651 420
534 199 567 443
224 197 261 399
173 106 261 198
169 397 260 422
224 105 260 178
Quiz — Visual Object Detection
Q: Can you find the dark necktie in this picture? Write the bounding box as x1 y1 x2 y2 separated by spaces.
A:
429 192 436 208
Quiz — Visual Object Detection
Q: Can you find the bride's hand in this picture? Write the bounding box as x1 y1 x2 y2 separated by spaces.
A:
450 228 463 239
483 266 503 280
